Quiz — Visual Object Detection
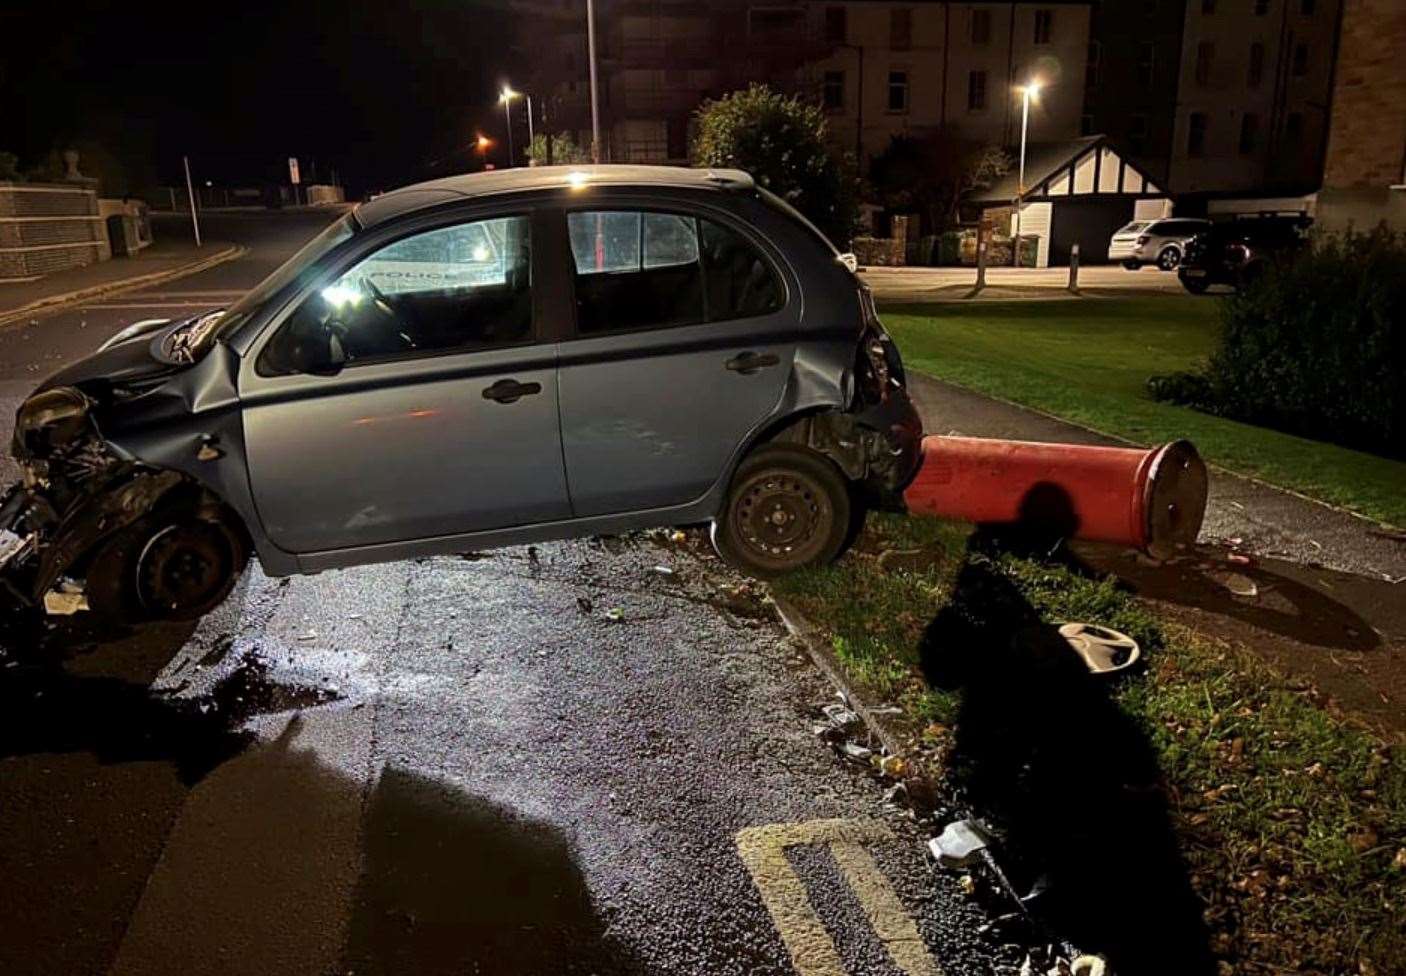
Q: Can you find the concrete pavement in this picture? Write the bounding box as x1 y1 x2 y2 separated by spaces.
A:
861 264 1189 303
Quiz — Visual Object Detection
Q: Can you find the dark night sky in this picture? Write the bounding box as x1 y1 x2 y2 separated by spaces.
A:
3 1 518 195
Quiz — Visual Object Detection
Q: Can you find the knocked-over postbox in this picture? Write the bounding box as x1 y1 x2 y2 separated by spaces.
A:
902 436 1208 558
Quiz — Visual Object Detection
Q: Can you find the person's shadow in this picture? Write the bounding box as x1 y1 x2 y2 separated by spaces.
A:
919 533 1216 975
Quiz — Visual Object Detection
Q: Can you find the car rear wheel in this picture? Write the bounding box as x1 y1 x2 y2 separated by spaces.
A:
1156 247 1182 271
713 444 853 579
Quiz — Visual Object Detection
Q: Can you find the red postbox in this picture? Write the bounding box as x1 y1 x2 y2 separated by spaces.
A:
902 436 1208 557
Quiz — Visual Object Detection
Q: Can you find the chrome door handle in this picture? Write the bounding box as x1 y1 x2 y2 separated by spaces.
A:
725 352 780 374
482 378 542 403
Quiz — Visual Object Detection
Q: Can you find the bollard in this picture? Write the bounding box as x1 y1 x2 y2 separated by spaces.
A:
1068 243 1081 294
902 436 1208 557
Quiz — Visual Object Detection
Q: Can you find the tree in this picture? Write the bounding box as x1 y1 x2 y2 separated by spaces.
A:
692 84 859 246
868 133 1012 231
526 131 591 166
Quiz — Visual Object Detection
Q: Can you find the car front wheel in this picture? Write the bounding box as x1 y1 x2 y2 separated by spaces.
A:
713 444 853 579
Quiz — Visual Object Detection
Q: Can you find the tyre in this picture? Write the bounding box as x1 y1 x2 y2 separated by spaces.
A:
713 444 853 579
1179 274 1210 295
87 508 248 623
1156 246 1182 271
1121 260 1140 271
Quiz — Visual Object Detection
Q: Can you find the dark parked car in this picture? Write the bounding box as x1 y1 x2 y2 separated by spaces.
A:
1 166 922 624
1178 216 1310 294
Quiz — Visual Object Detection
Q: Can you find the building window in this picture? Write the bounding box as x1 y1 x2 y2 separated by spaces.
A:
1195 41 1214 85
890 8 912 51
1129 113 1149 154
967 70 987 111
1301 0 1315 14
888 70 910 112
1239 113 1260 154
1285 111 1304 144
1248 42 1265 87
1086 40 1102 89
971 9 991 44
824 6 847 45
1201 0 1215 13
1138 42 1156 88
1254 0 1268 13
1188 112 1208 156
822 70 845 110
1033 9 1053 45
1293 43 1309 75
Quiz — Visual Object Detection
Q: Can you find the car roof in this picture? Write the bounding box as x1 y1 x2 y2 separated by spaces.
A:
354 165 757 228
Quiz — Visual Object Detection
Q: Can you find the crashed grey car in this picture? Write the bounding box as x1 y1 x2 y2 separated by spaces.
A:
1 165 921 623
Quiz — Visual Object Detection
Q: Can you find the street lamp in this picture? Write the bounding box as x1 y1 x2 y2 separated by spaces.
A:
1012 81 1041 267
500 86 520 166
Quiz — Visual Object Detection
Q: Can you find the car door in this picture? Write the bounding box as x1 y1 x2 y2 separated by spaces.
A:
239 210 571 555
556 206 797 518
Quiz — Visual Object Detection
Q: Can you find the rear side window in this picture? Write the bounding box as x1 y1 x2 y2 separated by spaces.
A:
567 210 782 335
1117 221 1149 235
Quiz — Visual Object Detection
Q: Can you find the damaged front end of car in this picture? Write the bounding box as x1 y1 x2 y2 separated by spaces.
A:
1 387 178 616
2 317 251 625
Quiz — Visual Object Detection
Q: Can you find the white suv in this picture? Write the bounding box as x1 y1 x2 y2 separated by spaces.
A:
1109 218 1212 271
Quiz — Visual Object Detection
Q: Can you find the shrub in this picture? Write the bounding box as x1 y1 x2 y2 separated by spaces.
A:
1154 229 1406 459
692 84 859 247
1146 370 1214 408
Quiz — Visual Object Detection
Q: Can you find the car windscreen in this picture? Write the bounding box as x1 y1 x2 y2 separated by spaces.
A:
213 212 357 343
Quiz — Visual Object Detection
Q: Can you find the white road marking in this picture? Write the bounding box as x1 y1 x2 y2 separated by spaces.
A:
79 302 230 310
736 818 942 976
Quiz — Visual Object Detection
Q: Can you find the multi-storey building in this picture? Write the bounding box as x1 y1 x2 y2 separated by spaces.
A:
1084 0 1343 196
514 2 1091 169
803 2 1091 168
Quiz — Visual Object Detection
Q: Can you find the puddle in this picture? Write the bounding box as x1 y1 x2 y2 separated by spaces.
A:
194 652 344 725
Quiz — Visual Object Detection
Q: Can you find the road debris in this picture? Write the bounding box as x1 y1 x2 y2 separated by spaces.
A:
821 701 860 730
604 607 624 622
576 596 593 614
1058 623 1141 675
877 754 908 778
928 818 993 869
840 742 873 764
651 565 675 577
1223 573 1258 597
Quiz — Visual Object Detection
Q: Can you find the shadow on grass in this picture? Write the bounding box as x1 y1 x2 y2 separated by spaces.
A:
920 533 1215 975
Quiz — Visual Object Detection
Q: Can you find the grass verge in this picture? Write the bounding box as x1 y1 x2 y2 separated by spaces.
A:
880 298 1406 528
775 513 1406 973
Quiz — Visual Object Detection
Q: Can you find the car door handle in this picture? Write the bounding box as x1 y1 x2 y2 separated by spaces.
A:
725 352 780 374
482 378 543 404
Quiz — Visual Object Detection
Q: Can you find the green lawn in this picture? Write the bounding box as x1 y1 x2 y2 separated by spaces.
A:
881 297 1406 528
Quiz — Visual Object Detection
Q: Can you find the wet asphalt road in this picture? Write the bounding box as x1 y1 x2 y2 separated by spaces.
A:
0 213 998 975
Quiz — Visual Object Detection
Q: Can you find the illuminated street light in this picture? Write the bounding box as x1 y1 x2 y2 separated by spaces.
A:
1012 81 1042 267
499 86 520 166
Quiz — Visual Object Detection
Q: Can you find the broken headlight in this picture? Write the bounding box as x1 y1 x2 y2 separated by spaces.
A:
13 387 90 459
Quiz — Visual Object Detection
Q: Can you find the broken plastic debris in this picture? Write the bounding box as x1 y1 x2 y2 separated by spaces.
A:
927 818 991 869
651 565 675 576
604 607 624 622
43 588 89 615
669 530 686 543
1223 573 1258 597
957 874 977 896
821 702 859 729
1070 956 1108 976
1058 623 1141 674
297 630 318 641
840 742 872 763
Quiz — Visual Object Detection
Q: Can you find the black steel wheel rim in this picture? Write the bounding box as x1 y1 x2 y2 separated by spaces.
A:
136 522 233 615
732 469 832 567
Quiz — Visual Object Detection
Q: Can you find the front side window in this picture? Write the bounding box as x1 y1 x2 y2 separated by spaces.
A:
567 210 782 335
261 215 532 374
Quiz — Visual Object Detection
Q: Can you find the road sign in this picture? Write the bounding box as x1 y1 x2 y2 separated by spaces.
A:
288 157 301 185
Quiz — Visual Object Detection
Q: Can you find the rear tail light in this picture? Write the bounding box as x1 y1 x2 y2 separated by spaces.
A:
1136 235 1150 245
